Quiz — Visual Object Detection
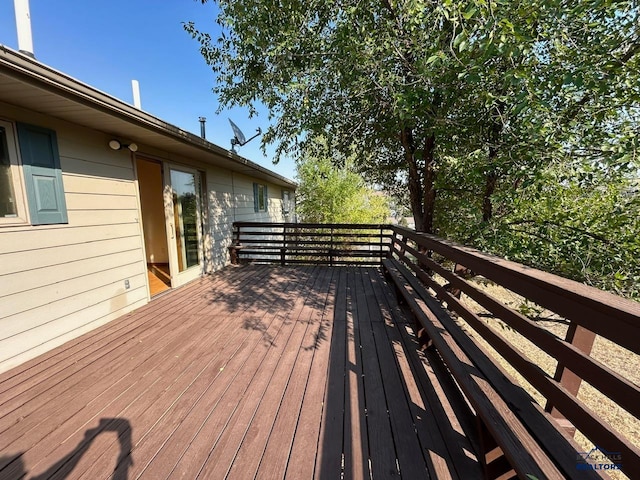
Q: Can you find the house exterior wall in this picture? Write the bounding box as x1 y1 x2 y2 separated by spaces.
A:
0 102 294 374
204 166 235 272
0 103 148 373
204 170 293 271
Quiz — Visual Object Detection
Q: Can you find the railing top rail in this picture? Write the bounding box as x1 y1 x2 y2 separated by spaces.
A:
233 222 390 230
233 222 640 325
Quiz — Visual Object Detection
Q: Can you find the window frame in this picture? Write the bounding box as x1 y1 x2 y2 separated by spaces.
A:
282 189 291 214
0 119 29 226
254 182 268 213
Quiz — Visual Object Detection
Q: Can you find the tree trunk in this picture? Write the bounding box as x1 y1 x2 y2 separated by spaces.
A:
482 146 498 222
482 171 498 222
401 127 424 231
422 133 436 234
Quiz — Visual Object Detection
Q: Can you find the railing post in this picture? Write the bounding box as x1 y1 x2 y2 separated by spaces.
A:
229 223 240 264
281 225 287 266
330 226 334 267
388 229 396 259
545 322 597 436
398 231 407 260
389 229 395 259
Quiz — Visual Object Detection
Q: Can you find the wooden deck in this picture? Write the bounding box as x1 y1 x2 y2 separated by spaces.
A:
0 265 482 479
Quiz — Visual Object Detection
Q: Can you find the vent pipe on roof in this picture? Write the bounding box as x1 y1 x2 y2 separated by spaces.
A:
199 117 207 139
132 80 142 109
14 0 34 58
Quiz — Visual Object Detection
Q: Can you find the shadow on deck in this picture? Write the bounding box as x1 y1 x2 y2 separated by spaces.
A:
0 265 481 479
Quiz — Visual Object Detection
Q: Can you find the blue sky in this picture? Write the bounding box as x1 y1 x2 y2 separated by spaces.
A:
0 0 297 181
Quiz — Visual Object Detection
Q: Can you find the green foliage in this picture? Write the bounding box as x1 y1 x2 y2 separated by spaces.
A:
295 154 390 224
516 300 545 319
188 0 640 299
445 168 640 298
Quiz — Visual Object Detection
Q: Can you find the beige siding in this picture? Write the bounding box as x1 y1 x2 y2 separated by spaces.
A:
66 209 140 226
0 270 146 335
204 167 235 272
0 101 294 374
0 292 147 371
0 104 147 373
232 173 288 223
0 223 140 254
3 250 143 297
203 172 290 269
1 236 140 274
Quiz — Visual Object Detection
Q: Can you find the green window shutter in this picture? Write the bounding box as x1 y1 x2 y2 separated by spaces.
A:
253 182 259 212
264 184 268 211
17 123 68 225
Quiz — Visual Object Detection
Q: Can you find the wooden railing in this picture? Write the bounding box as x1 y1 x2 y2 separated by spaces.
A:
388 225 640 478
230 222 392 266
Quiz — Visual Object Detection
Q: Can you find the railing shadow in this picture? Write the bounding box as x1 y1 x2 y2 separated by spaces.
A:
201 265 333 351
0 418 132 480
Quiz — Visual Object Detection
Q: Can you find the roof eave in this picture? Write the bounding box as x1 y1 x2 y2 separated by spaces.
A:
0 45 296 189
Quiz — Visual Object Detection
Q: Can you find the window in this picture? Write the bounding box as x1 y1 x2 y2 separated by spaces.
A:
0 120 67 226
282 190 292 214
0 120 28 225
253 182 268 212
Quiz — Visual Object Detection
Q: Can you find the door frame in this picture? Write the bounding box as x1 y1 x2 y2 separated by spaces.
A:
164 163 205 288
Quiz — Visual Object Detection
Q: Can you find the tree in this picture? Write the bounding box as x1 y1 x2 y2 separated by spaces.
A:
430 1 640 297
295 154 390 224
187 1 640 297
471 167 640 298
186 0 467 232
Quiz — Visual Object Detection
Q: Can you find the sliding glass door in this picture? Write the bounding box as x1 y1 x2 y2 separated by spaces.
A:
165 165 204 287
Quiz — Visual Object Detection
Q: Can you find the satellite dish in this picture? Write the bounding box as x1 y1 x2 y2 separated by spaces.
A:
228 118 262 153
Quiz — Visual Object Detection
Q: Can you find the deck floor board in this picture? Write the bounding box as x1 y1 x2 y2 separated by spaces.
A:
0 265 261 421
0 265 481 479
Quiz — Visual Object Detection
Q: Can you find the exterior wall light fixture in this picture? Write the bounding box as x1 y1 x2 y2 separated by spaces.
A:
109 139 138 152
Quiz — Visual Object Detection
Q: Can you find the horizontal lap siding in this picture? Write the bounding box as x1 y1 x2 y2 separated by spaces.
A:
1 249 143 297
231 175 288 263
0 105 147 373
204 168 234 272
204 171 290 270
233 177 258 221
0 236 141 275
232 174 288 223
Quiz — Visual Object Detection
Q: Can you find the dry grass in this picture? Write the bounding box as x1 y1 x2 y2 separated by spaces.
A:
432 274 639 480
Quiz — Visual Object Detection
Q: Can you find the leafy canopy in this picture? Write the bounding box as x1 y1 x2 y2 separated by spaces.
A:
187 1 640 298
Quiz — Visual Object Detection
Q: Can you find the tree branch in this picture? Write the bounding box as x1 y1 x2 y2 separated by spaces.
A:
561 37 640 123
505 219 613 245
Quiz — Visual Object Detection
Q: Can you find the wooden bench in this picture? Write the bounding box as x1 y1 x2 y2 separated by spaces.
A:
382 257 605 480
228 244 244 264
